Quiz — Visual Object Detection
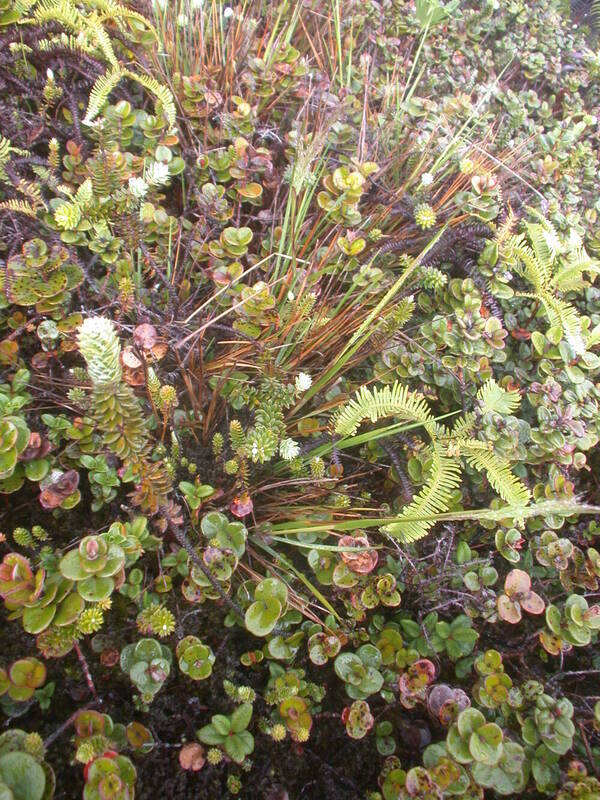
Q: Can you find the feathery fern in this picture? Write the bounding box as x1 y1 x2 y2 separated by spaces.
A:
333 383 432 438
461 444 531 506
124 70 177 129
333 380 530 543
502 211 600 356
385 428 462 543
22 1 175 129
0 200 38 217
476 378 521 415
84 66 123 123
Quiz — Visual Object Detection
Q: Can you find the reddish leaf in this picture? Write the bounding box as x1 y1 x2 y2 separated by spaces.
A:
230 491 253 518
339 536 378 574
179 743 205 771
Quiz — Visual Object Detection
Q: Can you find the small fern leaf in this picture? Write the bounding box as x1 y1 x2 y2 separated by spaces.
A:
90 14 118 66
126 70 176 128
586 323 600 350
94 0 158 38
540 293 585 355
33 0 85 32
462 445 531 506
384 434 461 543
84 67 123 124
476 379 521 415
510 240 550 293
333 382 434 438
552 246 600 292
0 200 38 217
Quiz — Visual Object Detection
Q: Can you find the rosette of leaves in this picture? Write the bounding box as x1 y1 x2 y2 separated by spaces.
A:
0 554 45 611
342 700 374 740
233 281 278 338
541 595 600 653
472 650 516 710
334 644 384 700
38 469 80 510
471 741 528 796
0 413 29 493
200 512 247 558
76 318 148 460
520 694 575 755
244 578 288 637
394 766 442 800
183 546 238 604
307 632 341 665
375 628 419 670
495 528 524 563
108 517 161 566
59 534 125 603
426 684 470 726
316 162 378 226
83 754 136 800
446 708 505 766
0 728 55 800
422 743 470 796
176 636 215 681
533 531 574 571
398 659 436 708
209 226 253 260
278 696 313 739
497 569 545 624
1 238 83 313
119 639 172 700
0 658 46 702
403 613 479 662
196 704 254 764
19 571 83 635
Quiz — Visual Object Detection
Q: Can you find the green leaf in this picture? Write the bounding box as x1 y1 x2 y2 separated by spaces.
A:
230 703 253 733
196 724 225 746
224 730 254 763
0 752 45 800
211 715 231 736
22 604 55 634
244 598 282 637
53 593 84 626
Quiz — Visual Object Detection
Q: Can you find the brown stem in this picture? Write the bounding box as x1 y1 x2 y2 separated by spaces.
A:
44 702 98 749
74 641 98 702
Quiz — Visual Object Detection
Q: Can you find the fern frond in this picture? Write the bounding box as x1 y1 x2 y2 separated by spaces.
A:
552 246 600 292
333 382 434 438
87 11 117 65
92 0 157 37
524 222 556 283
495 207 517 248
75 177 93 208
586 323 600 350
37 33 92 54
461 444 531 506
476 378 521 415
83 66 123 123
539 293 585 355
33 0 86 32
125 70 176 128
384 432 461 543
509 239 550 292
0 200 38 217
0 136 29 182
